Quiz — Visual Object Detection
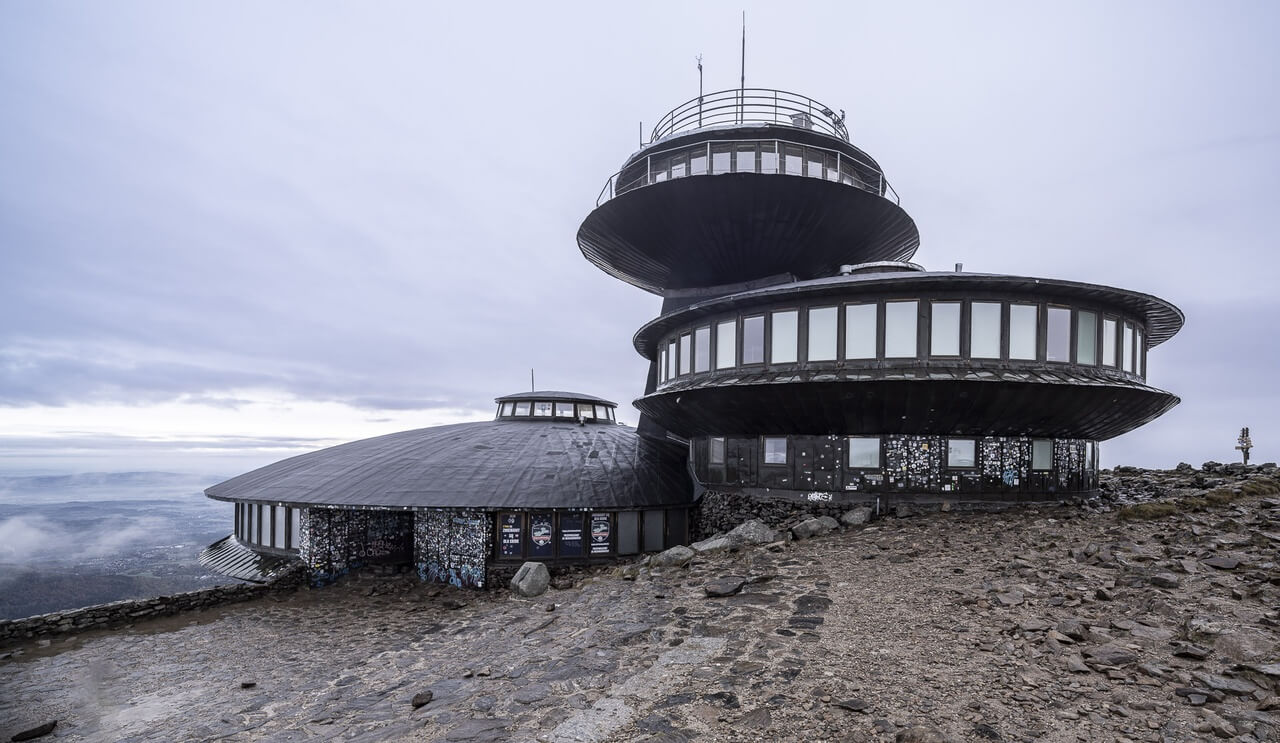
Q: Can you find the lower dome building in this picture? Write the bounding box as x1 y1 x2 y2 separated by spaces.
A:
199 391 692 587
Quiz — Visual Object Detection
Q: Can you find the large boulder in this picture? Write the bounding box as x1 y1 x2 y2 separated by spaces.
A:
690 535 735 554
840 507 873 526
649 545 696 568
791 516 839 540
728 519 779 545
509 561 550 597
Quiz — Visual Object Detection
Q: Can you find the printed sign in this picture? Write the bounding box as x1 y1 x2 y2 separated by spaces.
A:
590 513 611 555
499 513 522 557
529 514 554 558
559 514 583 557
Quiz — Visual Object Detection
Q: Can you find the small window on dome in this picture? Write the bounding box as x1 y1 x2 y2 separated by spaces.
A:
514 401 531 416
555 402 574 417
577 403 594 419
595 405 609 420
534 401 553 417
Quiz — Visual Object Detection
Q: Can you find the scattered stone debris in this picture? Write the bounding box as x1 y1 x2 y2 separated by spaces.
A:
9 721 56 742
410 691 433 709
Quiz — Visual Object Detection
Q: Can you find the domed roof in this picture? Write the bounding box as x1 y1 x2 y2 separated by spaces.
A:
205 419 691 511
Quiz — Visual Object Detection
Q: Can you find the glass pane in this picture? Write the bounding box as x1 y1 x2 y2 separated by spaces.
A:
290 508 302 549
848 437 879 468
1102 319 1117 366
808 306 837 361
710 436 726 465
1136 329 1144 376
555 402 574 417
670 153 687 178
249 505 257 543
690 149 708 176
514 401 531 416
577 403 594 419
559 513 583 557
667 341 677 378
529 513 554 558
642 510 664 552
805 149 823 178
764 437 787 464
1009 304 1038 360
1122 323 1134 372
743 315 765 364
499 513 522 557
716 320 736 369
845 304 877 359
595 405 608 419
760 142 778 173
712 144 732 174
1046 307 1071 362
589 513 611 555
658 349 666 382
947 439 976 468
884 301 918 358
617 512 639 555
734 143 757 173
930 302 960 356
534 401 553 417
678 334 691 374
274 505 286 548
1076 310 1097 365
771 310 798 363
1032 439 1053 470
784 144 803 175
1085 443 1096 471
694 327 711 372
971 302 1001 359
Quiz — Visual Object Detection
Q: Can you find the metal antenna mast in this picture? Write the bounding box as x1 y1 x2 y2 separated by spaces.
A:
739 12 746 124
697 54 704 127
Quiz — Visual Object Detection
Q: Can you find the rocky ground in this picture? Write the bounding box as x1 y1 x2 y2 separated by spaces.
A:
3 464 1280 743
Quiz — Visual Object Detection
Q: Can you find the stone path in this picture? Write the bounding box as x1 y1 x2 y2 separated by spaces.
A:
5 488 1280 741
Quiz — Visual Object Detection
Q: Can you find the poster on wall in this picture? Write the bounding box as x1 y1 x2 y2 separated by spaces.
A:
559 513 583 557
529 513 554 558
499 513 522 557
589 513 611 555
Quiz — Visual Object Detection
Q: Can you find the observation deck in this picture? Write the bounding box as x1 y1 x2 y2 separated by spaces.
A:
578 88 920 295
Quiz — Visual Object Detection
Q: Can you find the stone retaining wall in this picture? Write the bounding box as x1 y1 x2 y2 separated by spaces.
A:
0 567 306 647
695 490 860 538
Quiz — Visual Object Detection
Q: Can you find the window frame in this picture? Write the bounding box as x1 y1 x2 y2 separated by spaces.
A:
946 438 978 469
762 436 789 466
846 436 881 469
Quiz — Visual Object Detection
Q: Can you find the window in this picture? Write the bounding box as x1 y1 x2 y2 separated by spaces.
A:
658 348 667 382
784 144 803 175
690 149 707 176
290 508 302 549
594 405 609 419
847 437 880 468
558 513 584 557
743 315 765 364
763 437 788 465
249 504 257 543
1102 319 1117 367
1085 443 1096 471
514 401 531 416
528 513 554 558
555 402 574 417
499 513 523 558
679 333 692 375
274 505 286 548
711 144 732 174
1032 439 1053 470
844 303 877 359
1046 307 1071 362
667 340 677 378
642 510 664 552
577 403 594 419
735 143 756 173
1009 304 1038 360
694 326 711 372
884 301 918 358
970 302 1001 359
710 436 726 465
771 310 798 363
808 306 838 361
1122 323 1134 373
499 402 512 417
760 142 778 173
617 511 639 555
533 401 552 417
716 320 736 369
930 301 961 356
1136 328 1144 376
947 439 976 468
1076 310 1097 365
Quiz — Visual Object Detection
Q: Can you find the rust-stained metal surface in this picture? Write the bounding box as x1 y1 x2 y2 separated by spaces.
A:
205 421 692 510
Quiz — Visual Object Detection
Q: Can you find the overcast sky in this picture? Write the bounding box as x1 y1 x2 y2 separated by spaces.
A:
2 1 1277 476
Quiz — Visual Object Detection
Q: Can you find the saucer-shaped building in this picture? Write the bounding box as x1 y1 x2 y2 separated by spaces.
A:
578 88 1182 512
200 391 691 587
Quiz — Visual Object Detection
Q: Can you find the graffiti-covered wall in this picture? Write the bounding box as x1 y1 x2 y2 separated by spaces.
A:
414 509 491 589
300 508 414 583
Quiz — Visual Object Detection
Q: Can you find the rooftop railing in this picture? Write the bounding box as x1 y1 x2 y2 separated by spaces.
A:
649 88 850 144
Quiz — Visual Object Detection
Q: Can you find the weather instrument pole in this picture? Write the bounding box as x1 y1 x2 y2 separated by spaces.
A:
739 12 746 124
697 54 704 127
